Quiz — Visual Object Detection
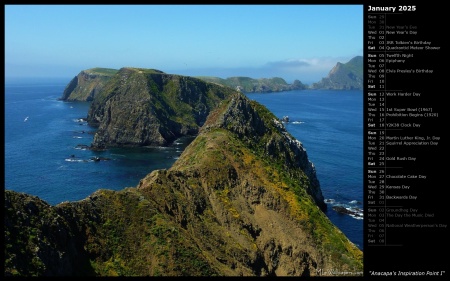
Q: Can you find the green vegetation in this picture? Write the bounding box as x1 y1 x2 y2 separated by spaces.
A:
85 67 119 76
75 189 216 276
344 56 363 77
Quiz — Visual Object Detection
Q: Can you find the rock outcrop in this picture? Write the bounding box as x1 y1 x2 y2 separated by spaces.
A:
86 67 237 148
310 56 363 90
5 92 362 277
59 68 118 101
197 76 307 93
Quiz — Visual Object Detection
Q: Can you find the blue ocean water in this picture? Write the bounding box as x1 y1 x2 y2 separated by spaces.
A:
4 79 363 250
5 78 192 204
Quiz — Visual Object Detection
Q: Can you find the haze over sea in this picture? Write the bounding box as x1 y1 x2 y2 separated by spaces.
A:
4 78 363 250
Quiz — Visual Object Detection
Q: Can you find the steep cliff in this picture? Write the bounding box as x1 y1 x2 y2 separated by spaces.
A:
87 67 237 148
197 76 307 93
310 56 363 90
5 92 362 277
59 68 118 101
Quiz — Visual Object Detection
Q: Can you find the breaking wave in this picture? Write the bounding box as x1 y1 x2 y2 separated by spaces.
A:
325 198 363 220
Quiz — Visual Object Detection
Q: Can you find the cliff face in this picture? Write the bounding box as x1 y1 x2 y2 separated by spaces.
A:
59 68 118 101
311 56 363 90
87 68 237 148
5 92 362 277
197 76 307 93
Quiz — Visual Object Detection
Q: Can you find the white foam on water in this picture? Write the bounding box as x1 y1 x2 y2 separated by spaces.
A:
325 198 363 220
65 158 85 162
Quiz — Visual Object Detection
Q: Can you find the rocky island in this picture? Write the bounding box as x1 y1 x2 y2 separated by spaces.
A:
310 56 363 90
4 69 363 276
85 68 237 149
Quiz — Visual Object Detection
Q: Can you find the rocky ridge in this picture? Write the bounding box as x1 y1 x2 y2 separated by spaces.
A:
4 92 362 276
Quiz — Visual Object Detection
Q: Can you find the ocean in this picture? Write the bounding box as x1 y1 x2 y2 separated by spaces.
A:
4 78 363 250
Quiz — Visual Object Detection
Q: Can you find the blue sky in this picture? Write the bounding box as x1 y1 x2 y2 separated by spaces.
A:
5 4 363 84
